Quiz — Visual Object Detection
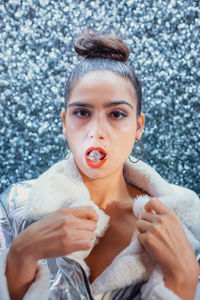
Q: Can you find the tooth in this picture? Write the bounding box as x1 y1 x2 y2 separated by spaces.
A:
88 150 101 162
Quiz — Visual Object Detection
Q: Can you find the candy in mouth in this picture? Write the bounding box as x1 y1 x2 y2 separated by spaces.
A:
87 150 106 162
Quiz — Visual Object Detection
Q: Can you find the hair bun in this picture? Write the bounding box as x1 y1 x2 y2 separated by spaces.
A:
74 32 129 62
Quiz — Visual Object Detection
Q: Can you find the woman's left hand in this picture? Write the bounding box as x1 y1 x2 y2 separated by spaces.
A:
136 198 199 300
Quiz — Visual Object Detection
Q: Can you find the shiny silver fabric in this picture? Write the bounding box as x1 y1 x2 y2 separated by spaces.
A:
0 181 143 300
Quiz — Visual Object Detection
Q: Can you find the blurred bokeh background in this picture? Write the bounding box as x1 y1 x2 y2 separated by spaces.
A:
0 0 199 195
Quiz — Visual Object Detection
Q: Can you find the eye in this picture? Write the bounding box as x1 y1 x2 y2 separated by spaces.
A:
73 109 91 118
110 110 128 119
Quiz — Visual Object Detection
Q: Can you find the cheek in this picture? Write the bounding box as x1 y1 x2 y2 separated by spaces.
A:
65 113 90 137
65 116 83 140
112 126 136 158
65 126 88 163
114 119 137 140
65 123 80 151
65 116 79 132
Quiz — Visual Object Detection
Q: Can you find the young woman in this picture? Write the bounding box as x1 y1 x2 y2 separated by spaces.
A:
0 32 199 300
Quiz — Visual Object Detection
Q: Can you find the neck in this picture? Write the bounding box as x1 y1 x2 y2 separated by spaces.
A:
80 167 130 209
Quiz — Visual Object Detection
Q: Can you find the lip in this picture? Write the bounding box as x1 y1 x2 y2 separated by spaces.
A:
85 147 108 168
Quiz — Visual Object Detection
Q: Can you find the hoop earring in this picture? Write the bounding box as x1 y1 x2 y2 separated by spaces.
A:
129 140 143 163
63 139 71 160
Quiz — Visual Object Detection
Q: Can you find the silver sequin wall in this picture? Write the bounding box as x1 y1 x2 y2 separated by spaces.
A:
0 0 199 195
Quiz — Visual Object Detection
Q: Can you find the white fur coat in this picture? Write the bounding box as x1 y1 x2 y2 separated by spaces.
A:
0 156 199 300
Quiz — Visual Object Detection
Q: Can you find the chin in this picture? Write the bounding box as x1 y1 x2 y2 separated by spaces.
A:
77 160 124 181
79 166 110 180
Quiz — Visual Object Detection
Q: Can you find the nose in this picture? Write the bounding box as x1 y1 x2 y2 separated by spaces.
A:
88 115 106 140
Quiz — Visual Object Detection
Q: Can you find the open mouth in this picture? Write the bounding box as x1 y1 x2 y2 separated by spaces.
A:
85 147 108 168
87 149 107 162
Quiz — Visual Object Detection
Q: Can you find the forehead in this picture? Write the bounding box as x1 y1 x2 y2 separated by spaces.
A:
68 70 137 104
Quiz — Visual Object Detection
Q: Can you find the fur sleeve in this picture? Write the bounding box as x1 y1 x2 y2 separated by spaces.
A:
0 250 50 300
141 265 200 300
141 266 181 300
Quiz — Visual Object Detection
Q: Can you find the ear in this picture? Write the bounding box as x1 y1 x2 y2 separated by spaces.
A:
135 113 145 140
61 109 67 137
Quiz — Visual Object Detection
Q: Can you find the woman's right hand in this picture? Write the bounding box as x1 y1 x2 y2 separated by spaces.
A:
6 206 98 300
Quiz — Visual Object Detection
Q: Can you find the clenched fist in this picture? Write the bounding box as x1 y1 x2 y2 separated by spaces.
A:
136 198 199 300
6 206 98 300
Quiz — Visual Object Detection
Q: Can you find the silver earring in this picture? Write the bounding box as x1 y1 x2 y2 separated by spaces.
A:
129 140 143 163
63 139 71 160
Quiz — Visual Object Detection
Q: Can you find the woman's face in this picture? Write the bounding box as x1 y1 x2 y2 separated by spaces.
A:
62 70 145 180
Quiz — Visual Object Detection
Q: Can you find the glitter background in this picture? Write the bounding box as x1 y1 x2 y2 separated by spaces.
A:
0 0 199 195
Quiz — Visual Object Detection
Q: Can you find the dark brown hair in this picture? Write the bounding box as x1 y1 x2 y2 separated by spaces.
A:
64 32 142 116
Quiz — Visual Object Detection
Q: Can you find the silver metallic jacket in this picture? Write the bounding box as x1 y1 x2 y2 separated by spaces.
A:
0 158 200 300
0 183 145 300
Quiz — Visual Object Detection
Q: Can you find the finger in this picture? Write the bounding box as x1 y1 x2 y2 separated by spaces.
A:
137 232 161 262
73 240 93 251
63 206 98 222
73 206 98 221
74 229 95 242
66 238 94 254
76 218 97 231
136 220 151 233
145 198 170 215
141 211 160 223
137 232 149 248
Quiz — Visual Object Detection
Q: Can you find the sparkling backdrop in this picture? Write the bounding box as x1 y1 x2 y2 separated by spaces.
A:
0 0 199 195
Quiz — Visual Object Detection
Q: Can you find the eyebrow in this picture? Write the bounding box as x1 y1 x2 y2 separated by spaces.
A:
67 101 134 110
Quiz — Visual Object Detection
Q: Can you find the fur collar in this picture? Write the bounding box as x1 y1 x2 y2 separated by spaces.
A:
25 156 200 295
